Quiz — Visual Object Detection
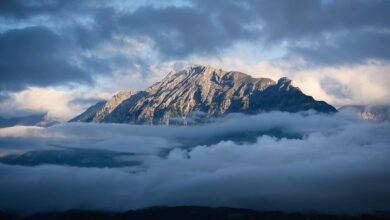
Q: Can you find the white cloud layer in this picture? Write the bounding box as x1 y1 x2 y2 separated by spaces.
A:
0 112 389 214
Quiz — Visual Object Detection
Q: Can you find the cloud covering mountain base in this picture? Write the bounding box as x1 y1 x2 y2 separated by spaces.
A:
0 112 389 214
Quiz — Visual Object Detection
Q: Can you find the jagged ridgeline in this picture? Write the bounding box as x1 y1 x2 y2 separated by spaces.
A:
70 65 336 125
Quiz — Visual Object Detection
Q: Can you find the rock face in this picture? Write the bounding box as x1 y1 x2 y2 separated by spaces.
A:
71 91 134 123
71 65 336 124
339 105 390 122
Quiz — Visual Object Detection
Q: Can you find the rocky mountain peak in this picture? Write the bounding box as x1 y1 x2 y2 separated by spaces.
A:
182 64 224 79
71 65 337 125
169 64 225 79
92 90 134 122
276 77 297 92
186 64 215 73
277 77 292 85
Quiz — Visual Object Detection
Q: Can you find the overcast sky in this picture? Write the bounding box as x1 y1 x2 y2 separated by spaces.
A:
0 0 389 120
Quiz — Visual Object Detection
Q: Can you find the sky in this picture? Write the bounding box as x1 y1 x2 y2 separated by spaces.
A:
0 0 389 121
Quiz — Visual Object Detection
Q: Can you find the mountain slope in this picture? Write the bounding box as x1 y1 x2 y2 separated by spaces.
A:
70 100 107 122
339 105 390 122
71 65 336 124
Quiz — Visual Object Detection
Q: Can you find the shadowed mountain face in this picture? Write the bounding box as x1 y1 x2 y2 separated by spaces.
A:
71 65 336 124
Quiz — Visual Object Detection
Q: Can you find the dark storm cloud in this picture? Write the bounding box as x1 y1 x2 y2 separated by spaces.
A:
249 0 390 41
0 0 389 90
0 0 99 19
68 1 256 59
0 0 52 19
0 112 390 213
116 1 256 58
289 29 390 64
244 0 390 64
0 26 91 90
2 0 390 59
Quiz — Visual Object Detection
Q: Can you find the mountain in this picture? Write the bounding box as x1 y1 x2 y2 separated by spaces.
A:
339 105 390 122
71 65 336 125
0 113 58 128
70 91 134 123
